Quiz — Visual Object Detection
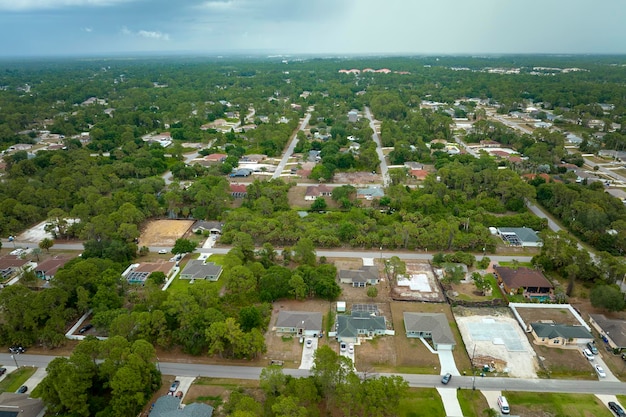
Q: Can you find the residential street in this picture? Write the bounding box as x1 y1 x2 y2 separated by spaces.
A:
272 110 312 180
364 106 390 187
2 354 624 396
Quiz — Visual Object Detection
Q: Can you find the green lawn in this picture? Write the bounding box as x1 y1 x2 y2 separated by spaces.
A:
399 388 445 417
505 391 614 417
457 389 491 417
0 367 37 394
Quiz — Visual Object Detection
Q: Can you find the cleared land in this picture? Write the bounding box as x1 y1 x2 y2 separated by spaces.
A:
138 219 194 247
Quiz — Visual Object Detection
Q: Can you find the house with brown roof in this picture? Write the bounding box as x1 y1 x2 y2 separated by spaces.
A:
35 256 70 280
494 266 553 298
230 184 247 198
125 261 176 284
203 153 228 163
0 255 30 282
304 185 333 201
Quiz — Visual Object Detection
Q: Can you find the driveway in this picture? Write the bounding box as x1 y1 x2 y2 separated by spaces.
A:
594 353 619 382
172 376 195 401
438 349 460 376
482 390 502 414
596 394 625 414
298 337 318 370
21 367 47 393
437 387 463 417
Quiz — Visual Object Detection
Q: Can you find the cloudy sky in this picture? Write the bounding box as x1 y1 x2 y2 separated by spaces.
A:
2 0 625 57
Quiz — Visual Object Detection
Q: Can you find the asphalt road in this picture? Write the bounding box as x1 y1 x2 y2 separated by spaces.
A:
272 111 312 180
5 354 624 395
364 106 389 187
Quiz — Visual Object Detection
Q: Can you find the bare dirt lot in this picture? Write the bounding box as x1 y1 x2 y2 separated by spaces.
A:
515 306 581 327
333 171 379 184
138 220 195 247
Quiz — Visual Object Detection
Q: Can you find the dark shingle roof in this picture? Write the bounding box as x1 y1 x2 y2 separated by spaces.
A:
531 322 593 340
403 313 456 346
149 395 213 417
494 266 553 290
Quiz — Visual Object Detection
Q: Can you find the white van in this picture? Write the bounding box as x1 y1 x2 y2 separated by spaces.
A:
497 396 510 415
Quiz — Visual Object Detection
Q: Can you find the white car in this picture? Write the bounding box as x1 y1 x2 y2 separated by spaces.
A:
348 343 354 354
305 338 313 349
158 249 168 254
583 348 594 361
595 364 606 378
340 342 347 352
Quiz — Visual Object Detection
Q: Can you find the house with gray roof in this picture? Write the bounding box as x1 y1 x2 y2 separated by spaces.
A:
180 260 222 281
403 312 456 350
149 395 213 417
356 186 384 200
496 227 542 247
273 311 323 337
338 265 379 287
589 314 626 350
336 311 387 343
0 392 45 417
530 322 594 347
191 221 223 235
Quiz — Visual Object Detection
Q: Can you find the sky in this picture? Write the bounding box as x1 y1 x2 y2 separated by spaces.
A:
1 0 626 57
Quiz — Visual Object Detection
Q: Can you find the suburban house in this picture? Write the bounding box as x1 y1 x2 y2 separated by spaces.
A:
338 265 379 287
229 168 253 177
191 221 223 235
241 154 267 163
496 227 542 247
356 186 384 200
403 312 456 351
34 256 70 280
494 266 554 298
0 392 45 417
529 322 594 347
589 314 626 351
336 310 387 343
203 153 228 163
230 184 247 198
149 395 213 417
410 169 429 180
124 261 176 285
304 185 333 201
0 255 31 281
273 311 323 337
180 260 223 281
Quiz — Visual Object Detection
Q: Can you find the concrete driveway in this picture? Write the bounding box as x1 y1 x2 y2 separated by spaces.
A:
596 394 625 414
173 376 195 401
437 387 463 417
21 367 47 393
438 349 460 376
482 390 502 415
298 337 318 370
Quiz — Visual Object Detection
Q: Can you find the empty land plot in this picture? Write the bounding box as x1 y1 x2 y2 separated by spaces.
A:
139 220 194 247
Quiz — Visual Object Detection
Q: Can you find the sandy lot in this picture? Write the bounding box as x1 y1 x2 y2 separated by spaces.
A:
17 220 55 242
138 220 195 247
454 307 538 378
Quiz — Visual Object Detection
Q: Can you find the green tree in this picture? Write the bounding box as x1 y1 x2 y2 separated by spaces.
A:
289 274 307 300
172 238 197 255
39 237 54 252
590 285 625 312
147 271 166 285
310 197 328 212
367 286 378 298
293 237 316 266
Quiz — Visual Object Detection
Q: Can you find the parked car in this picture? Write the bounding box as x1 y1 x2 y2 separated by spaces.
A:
79 324 93 334
441 373 452 385
305 338 313 349
340 342 347 352
9 346 25 354
609 402 626 417
595 364 606 378
0 367 6 376
582 348 594 361
158 249 168 254
16 386 27 394
587 342 598 355
348 343 354 355
169 380 180 393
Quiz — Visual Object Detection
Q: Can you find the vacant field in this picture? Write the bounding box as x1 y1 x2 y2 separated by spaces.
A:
504 391 614 417
139 220 194 247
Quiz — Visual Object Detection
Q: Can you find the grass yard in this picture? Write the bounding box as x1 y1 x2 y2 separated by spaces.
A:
457 389 491 417
505 391 614 417
0 367 37 394
399 388 445 417
165 254 226 294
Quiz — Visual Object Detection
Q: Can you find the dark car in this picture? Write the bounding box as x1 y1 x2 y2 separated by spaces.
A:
0 367 6 376
9 346 25 354
78 324 93 334
441 373 452 385
16 385 27 394
609 402 626 417
587 341 598 355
